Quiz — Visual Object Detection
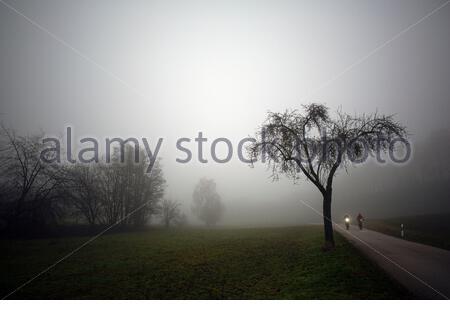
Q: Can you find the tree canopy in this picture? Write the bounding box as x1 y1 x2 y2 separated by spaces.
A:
248 103 408 247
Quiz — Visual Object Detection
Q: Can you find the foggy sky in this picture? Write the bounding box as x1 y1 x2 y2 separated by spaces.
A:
1 0 450 225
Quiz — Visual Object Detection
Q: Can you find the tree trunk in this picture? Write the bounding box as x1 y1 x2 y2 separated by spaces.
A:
322 190 335 249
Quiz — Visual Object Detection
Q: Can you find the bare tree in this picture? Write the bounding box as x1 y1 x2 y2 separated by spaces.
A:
0 126 63 233
63 164 102 225
248 103 407 248
160 199 181 228
96 145 165 226
192 178 224 227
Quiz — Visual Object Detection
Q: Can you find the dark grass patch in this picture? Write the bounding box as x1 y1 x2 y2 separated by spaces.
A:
0 226 410 299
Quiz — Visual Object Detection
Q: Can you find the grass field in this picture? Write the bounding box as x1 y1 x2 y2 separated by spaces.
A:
365 214 450 250
0 226 411 299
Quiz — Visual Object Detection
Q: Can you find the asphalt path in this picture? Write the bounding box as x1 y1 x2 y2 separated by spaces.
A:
337 225 450 299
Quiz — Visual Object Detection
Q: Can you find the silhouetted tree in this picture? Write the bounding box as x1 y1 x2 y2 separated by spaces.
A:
192 178 224 227
63 164 102 225
248 103 407 248
160 199 181 228
0 126 64 234
95 145 165 226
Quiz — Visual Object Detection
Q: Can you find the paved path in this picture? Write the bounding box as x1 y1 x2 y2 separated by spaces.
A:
337 225 450 299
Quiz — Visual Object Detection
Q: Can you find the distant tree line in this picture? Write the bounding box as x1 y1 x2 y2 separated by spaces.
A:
0 127 227 237
0 127 166 237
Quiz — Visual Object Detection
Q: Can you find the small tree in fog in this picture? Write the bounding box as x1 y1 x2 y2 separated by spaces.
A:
192 178 224 227
160 199 181 228
248 103 407 249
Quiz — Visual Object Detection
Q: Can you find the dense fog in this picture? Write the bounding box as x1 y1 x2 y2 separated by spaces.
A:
1 0 450 228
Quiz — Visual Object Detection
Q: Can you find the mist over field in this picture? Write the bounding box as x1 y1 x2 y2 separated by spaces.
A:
1 0 450 227
3 0 450 305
